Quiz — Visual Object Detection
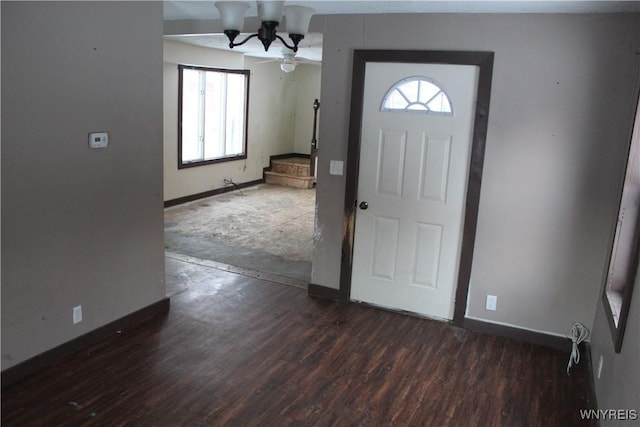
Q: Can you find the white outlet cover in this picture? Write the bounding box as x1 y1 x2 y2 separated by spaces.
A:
486 295 497 311
73 305 83 324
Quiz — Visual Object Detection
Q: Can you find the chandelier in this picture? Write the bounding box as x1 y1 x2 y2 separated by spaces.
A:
215 1 314 53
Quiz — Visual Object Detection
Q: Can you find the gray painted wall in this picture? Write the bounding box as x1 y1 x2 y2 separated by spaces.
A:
312 13 640 337
1 1 165 369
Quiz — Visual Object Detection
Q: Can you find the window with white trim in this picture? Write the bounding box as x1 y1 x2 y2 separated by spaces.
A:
178 65 249 168
381 76 453 115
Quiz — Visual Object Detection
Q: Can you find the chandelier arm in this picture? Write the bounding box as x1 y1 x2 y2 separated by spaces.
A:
228 32 259 48
275 34 298 52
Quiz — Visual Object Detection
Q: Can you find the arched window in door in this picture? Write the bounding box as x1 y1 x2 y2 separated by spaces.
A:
381 76 453 115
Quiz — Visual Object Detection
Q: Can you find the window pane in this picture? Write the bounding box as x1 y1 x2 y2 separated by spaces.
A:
407 103 428 111
181 69 202 162
385 90 409 110
418 81 440 104
427 92 452 113
203 72 224 160
225 73 246 156
399 80 419 100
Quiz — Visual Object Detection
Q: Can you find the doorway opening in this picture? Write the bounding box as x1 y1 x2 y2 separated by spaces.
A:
162 41 322 292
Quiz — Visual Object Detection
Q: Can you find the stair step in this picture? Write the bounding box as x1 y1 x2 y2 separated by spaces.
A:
265 171 314 189
271 157 311 177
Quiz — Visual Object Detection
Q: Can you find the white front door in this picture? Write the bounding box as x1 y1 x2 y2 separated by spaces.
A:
350 62 479 320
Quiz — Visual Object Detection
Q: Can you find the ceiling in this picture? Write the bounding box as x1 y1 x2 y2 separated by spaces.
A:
164 0 640 20
164 1 640 62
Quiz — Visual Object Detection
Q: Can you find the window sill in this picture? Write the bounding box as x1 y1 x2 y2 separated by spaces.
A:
178 154 247 169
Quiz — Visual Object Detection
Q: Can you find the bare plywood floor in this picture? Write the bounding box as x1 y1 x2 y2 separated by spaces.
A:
165 184 315 284
2 258 596 426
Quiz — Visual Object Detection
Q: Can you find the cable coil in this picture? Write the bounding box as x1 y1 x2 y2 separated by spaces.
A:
567 322 590 374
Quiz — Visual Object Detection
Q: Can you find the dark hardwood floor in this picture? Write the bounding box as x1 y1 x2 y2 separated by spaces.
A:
2 259 596 426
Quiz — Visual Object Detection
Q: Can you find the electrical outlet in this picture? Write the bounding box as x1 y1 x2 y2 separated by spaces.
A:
486 295 497 311
597 355 604 379
73 305 82 324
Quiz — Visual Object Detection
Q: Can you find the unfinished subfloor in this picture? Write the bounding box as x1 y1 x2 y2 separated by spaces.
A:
165 184 316 286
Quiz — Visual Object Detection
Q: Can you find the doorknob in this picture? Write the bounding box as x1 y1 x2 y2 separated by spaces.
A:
359 201 369 210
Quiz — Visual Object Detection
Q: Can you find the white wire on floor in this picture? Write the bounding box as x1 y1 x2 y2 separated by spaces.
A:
567 322 590 374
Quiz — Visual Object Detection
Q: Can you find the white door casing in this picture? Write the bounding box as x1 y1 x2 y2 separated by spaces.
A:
350 62 479 320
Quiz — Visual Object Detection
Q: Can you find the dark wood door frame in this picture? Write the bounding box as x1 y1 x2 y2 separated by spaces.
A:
339 50 494 327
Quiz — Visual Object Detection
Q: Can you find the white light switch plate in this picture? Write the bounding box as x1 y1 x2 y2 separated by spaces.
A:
89 132 109 149
329 160 344 176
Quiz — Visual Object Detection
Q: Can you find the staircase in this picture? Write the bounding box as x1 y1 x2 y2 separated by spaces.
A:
264 155 314 189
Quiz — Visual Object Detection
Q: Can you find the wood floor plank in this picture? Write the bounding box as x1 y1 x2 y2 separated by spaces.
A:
2 260 597 426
